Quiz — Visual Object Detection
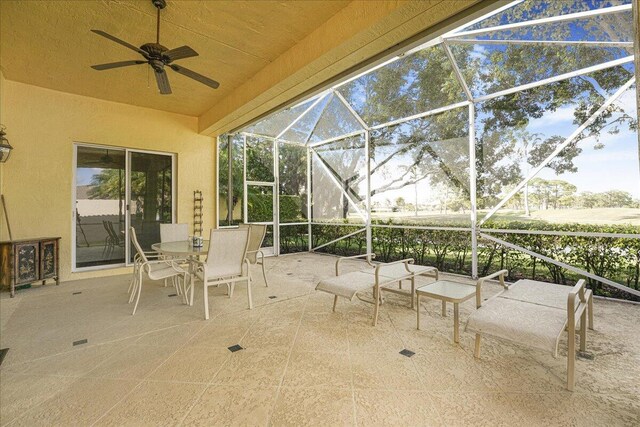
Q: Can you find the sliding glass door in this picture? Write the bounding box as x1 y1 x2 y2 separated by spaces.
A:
128 151 173 263
73 144 174 270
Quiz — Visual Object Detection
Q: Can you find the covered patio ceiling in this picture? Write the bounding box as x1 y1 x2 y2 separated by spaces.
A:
0 0 487 135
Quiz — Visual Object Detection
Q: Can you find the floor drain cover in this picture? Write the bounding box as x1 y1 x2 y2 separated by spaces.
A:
168 294 177 297
399 349 415 357
268 296 277 299
73 339 88 346
228 344 244 353
72 292 82 295
0 348 8 366
577 351 594 360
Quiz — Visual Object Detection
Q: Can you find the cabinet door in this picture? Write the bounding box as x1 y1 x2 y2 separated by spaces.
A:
15 243 39 285
40 240 58 279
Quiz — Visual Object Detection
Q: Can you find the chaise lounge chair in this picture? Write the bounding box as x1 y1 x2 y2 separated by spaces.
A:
315 253 438 326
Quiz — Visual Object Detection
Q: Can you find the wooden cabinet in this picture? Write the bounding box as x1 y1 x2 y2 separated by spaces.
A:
1 237 60 297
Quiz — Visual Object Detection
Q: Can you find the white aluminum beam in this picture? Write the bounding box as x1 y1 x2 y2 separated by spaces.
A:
480 233 640 298
334 90 369 130
446 38 634 48
448 4 632 39
442 40 474 102
372 224 472 232
312 228 366 252
468 103 478 278
473 56 634 103
276 93 329 140
481 228 640 239
368 101 471 131
308 130 366 148
479 77 636 226
307 145 313 252
444 0 524 37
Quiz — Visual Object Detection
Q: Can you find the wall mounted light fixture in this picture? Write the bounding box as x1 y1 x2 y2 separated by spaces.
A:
0 125 13 163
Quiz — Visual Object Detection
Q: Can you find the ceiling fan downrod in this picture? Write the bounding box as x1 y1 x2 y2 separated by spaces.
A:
152 0 166 44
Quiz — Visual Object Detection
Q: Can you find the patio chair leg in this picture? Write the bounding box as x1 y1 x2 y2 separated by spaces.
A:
204 285 210 320
588 295 594 330
247 277 253 310
261 260 268 287
474 334 481 358
229 283 235 298
580 309 587 352
181 274 189 305
441 301 447 317
399 280 402 290
332 295 338 312
410 277 415 309
416 293 421 330
567 322 576 391
372 285 380 326
189 275 195 306
132 270 143 315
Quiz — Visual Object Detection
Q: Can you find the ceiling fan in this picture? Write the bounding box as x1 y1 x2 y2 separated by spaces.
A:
90 0 219 95
84 149 119 166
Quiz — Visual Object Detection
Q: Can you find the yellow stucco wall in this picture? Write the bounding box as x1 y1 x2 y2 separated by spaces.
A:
0 79 216 282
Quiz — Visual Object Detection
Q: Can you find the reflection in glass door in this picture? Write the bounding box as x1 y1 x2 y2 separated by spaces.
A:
128 151 174 262
74 146 126 268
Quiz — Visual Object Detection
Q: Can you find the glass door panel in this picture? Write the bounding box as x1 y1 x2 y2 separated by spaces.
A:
128 151 174 262
75 146 126 268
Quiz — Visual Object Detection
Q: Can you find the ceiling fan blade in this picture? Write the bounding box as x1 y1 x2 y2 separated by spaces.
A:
91 60 147 70
91 29 149 58
164 45 199 61
169 64 219 89
155 69 172 95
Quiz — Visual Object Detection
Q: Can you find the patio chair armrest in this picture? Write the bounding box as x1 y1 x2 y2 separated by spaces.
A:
374 258 415 282
475 269 509 308
567 279 587 326
335 253 376 275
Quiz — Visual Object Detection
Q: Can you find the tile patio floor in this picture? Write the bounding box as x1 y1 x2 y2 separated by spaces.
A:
1 253 639 426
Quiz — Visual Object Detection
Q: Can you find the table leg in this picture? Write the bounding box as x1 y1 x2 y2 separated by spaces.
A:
441 300 447 317
416 293 421 330
453 303 459 344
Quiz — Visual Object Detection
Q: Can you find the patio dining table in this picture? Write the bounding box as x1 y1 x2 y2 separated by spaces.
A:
151 240 210 305
151 240 210 258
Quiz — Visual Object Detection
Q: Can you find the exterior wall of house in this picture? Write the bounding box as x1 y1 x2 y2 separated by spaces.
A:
0 79 216 282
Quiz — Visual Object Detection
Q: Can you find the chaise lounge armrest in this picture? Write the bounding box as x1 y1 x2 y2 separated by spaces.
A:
475 269 508 308
335 253 376 275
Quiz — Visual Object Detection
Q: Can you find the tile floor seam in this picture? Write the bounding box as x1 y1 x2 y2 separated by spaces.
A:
265 293 310 427
175 304 269 426
87 321 211 427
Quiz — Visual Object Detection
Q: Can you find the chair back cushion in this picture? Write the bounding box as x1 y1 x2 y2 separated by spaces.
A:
160 223 189 243
205 228 250 276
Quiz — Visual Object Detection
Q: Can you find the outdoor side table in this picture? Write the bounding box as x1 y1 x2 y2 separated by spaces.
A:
416 280 476 344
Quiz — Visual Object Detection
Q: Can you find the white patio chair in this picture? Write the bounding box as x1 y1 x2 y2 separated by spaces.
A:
129 227 190 315
239 223 269 287
160 223 189 243
192 228 251 320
